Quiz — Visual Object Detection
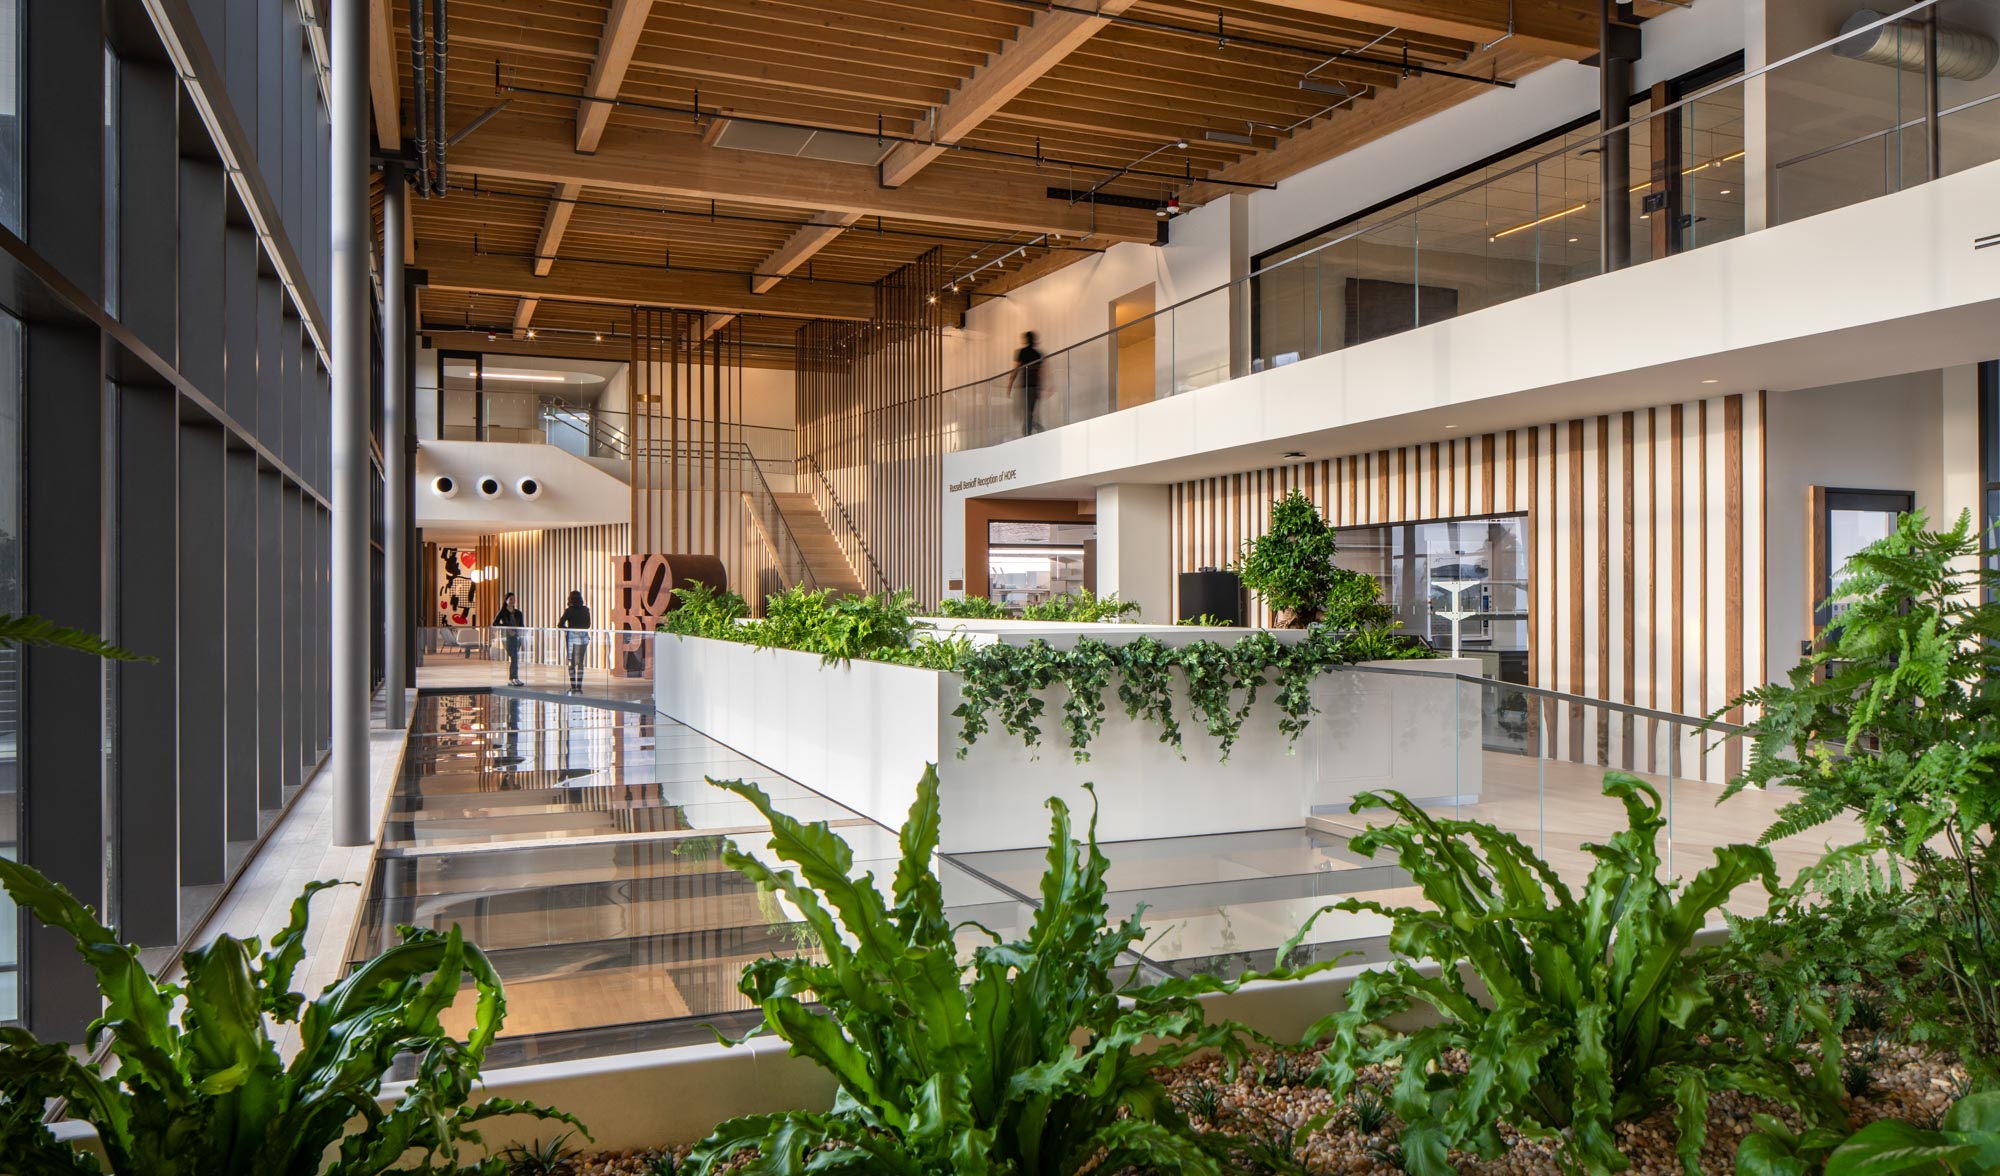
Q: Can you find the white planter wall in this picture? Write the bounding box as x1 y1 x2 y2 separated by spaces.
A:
654 631 1482 852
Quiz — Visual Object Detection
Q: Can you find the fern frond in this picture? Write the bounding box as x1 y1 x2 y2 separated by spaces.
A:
0 614 152 662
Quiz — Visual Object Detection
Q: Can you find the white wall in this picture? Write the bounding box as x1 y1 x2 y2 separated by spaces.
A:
944 195 1238 393
414 344 439 441
625 361 798 472
1762 368 1983 683
415 439 632 529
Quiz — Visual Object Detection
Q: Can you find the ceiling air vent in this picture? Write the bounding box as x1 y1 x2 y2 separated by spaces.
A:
710 118 895 166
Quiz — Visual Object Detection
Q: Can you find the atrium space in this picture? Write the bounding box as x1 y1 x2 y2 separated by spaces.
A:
2 1 1999 1173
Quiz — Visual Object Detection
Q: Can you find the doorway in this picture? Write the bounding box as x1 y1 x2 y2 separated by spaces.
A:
1110 284 1156 410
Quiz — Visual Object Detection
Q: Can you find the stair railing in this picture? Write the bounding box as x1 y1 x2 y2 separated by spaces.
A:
737 441 820 596
800 452 892 595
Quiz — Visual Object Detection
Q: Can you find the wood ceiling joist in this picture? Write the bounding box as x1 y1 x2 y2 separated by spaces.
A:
424 244 881 320
879 0 1139 188
1248 0 1597 59
450 117 1161 241
370 0 400 148
578 0 659 153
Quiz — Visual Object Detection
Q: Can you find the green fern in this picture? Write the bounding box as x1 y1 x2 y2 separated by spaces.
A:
0 613 151 662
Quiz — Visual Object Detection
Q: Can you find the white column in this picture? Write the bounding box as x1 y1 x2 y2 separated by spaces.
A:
330 0 372 845
1095 484 1175 623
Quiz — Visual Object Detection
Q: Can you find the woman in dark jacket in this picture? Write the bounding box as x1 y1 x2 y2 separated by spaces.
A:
495 592 526 686
558 590 591 693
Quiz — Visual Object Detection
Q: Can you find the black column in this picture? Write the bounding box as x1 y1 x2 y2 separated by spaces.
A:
20 325 105 1042
178 422 227 884
224 449 259 840
257 468 285 808
115 383 180 948
1598 0 1639 274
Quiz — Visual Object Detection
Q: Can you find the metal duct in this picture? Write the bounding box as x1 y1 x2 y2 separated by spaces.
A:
410 0 432 195
1834 9 1998 80
431 0 449 192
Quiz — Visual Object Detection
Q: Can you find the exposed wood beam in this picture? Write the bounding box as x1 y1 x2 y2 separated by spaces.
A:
368 0 399 149
1190 44 1549 193
1252 0 1598 60
577 0 657 154
451 119 1159 242
879 0 1140 188
750 210 862 295
533 182 583 278
423 244 879 320
511 298 541 339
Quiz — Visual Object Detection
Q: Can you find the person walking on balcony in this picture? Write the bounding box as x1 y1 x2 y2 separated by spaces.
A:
558 590 592 694
495 593 527 686
1008 330 1044 437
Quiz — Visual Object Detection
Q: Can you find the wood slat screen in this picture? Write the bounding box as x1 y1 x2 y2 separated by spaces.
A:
630 309 771 599
1168 391 1764 782
796 248 945 606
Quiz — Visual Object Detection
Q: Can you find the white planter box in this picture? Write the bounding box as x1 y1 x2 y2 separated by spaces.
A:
654 631 1482 853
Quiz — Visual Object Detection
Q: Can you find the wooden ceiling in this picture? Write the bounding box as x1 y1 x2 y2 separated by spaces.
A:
383 0 1664 364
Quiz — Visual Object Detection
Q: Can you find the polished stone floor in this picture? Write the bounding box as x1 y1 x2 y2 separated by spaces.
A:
354 692 1412 1067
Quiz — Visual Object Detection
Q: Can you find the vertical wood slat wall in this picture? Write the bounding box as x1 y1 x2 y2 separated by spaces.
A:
629 309 753 594
795 248 944 605
481 523 633 636
1169 392 1763 781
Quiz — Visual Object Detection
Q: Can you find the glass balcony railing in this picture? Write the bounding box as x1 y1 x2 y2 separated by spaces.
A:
939 0 1992 454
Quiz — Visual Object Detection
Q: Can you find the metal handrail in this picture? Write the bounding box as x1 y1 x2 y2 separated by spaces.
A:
1329 662 1748 740
800 452 892 595
930 0 1943 406
734 440 822 594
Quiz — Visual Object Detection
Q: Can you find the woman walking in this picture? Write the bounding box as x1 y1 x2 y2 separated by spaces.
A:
558 589 592 694
495 592 526 686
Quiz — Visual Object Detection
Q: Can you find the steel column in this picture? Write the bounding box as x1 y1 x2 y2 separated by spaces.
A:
382 162 409 728
1599 0 1636 273
330 0 372 844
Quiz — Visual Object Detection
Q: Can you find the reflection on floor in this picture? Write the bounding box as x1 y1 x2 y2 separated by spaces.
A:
356 692 1420 1068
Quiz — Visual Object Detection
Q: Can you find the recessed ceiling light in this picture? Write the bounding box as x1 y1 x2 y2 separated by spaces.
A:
1568 237 1579 243
1719 188 1732 194
1445 424 1458 430
1701 378 1718 384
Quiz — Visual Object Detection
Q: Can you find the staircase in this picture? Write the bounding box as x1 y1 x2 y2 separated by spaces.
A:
769 493 868 597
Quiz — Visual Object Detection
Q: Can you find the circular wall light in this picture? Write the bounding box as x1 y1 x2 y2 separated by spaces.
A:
476 475 503 499
432 474 458 499
516 476 542 500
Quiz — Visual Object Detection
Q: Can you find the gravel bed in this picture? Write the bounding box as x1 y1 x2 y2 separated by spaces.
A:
560 1036 1970 1175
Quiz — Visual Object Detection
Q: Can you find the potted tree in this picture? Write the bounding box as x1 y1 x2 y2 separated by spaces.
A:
1236 489 1345 628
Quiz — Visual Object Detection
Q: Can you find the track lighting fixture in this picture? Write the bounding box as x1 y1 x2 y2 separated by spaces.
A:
1298 78 1351 98
526 329 537 338
1205 129 1255 145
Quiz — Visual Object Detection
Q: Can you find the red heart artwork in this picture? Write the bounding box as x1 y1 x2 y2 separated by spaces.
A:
460 552 477 569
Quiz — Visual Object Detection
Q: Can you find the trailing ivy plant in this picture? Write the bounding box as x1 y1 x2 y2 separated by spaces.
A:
1236 489 1343 628
0 863 580 1176
951 626 1434 764
686 766 1333 1176
1311 775 1845 1176
1707 509 2000 1067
